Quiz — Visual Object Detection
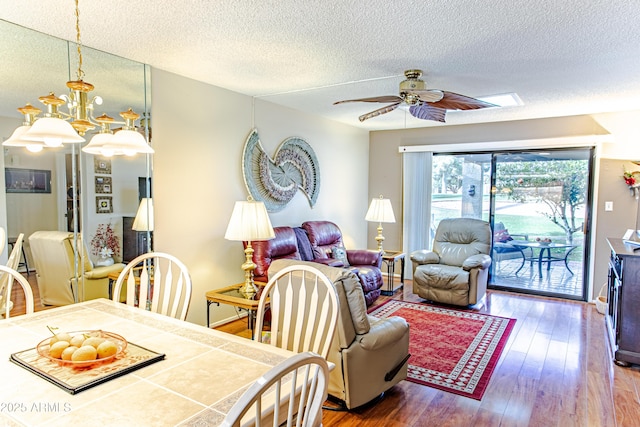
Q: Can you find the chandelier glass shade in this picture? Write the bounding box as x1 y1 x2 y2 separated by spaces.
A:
1 0 153 157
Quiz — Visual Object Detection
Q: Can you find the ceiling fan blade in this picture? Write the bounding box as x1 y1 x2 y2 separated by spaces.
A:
359 102 402 122
430 91 498 110
334 95 402 105
409 104 447 122
410 89 444 103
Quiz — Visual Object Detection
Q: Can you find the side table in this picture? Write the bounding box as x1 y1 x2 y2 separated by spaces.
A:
206 283 268 333
381 251 405 296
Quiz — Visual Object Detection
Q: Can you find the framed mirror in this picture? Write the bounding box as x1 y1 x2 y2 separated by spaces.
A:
0 19 152 297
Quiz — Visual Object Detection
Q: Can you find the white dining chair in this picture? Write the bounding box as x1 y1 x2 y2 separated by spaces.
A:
254 264 339 359
221 351 329 427
111 252 192 321
0 234 26 317
0 264 34 319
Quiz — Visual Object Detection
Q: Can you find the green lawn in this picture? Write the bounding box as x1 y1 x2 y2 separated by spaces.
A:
431 207 585 261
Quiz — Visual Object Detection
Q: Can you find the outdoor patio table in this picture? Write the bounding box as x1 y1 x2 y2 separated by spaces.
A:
510 241 577 277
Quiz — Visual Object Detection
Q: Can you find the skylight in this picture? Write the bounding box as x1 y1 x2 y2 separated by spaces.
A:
478 93 523 107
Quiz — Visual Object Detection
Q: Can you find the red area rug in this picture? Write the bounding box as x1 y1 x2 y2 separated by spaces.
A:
369 300 516 400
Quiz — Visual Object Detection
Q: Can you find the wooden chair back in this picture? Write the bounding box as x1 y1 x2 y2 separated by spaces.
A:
254 264 339 359
221 351 329 427
112 252 192 320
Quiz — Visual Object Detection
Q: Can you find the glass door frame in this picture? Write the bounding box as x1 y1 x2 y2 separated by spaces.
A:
432 146 595 302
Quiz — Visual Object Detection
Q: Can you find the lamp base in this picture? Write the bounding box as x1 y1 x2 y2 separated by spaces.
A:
375 224 385 253
240 243 257 299
239 281 257 299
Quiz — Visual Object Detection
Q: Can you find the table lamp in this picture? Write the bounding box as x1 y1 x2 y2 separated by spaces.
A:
365 195 396 253
224 197 275 298
132 198 154 232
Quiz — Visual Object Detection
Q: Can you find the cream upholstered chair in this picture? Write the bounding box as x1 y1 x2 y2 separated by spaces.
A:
29 231 125 306
0 265 34 318
411 217 492 307
255 264 339 359
268 259 410 410
0 227 6 258
0 233 25 315
221 351 329 427
112 252 192 321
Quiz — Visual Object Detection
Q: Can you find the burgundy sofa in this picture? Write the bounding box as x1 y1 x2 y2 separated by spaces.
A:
248 221 383 306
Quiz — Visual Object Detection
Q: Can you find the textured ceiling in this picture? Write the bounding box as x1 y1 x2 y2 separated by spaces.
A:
1 0 640 130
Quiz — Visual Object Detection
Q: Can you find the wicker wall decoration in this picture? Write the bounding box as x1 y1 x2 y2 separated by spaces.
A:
242 129 320 212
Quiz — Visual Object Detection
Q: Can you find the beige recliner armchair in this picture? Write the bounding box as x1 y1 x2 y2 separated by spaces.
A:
410 218 492 307
269 259 410 410
29 231 125 306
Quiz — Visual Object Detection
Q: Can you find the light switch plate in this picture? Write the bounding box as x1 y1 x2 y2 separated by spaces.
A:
605 201 613 211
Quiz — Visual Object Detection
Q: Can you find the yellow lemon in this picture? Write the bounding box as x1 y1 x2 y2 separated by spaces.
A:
49 341 70 359
82 337 106 349
97 340 118 359
71 345 98 362
70 334 86 348
61 346 78 361
49 332 72 346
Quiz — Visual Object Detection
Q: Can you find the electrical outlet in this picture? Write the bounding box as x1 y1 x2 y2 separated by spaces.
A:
605 201 613 211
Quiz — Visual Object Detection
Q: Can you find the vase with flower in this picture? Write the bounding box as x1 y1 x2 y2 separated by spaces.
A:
91 223 120 267
623 167 640 199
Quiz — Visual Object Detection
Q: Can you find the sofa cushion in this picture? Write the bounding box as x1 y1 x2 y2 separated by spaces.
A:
302 221 344 259
250 226 300 280
494 228 512 242
331 246 350 267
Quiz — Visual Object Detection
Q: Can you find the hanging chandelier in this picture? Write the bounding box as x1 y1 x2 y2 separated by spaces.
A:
2 0 153 156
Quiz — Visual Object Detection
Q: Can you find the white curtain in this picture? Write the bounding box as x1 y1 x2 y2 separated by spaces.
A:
402 151 433 279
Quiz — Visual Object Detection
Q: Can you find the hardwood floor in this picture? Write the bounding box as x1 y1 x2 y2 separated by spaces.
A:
216 283 640 426
14 274 640 426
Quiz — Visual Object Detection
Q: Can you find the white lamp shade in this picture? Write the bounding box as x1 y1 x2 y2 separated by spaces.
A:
2 125 46 152
82 132 114 155
365 197 396 223
132 198 154 231
23 117 85 144
106 129 154 155
224 200 275 241
2 125 32 146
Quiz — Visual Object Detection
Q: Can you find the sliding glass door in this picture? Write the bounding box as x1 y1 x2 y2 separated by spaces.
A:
431 148 592 301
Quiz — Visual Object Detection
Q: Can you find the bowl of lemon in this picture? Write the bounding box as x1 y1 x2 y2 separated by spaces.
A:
37 330 127 368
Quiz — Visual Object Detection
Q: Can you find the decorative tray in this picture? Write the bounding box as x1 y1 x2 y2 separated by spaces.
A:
10 339 165 394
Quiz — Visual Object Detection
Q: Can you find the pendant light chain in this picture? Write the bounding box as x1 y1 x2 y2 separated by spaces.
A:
75 0 84 81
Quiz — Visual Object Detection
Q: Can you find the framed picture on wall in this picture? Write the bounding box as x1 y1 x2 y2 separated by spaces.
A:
5 168 52 193
95 176 112 194
94 157 111 174
96 196 113 213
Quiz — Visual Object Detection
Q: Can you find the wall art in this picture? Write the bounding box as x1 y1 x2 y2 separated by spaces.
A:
95 176 112 194
94 157 111 174
96 196 113 213
5 168 51 193
242 129 320 212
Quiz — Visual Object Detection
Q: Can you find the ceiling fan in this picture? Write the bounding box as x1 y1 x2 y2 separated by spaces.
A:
334 69 497 123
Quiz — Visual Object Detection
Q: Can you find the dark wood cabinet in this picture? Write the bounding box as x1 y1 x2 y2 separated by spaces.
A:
122 216 151 263
606 238 640 366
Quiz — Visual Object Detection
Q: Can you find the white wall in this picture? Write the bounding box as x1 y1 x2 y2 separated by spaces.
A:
150 69 369 326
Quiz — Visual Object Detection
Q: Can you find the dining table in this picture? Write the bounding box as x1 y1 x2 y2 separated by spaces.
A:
0 298 297 426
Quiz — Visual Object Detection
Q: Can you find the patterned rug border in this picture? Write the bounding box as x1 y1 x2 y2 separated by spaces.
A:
369 300 516 400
